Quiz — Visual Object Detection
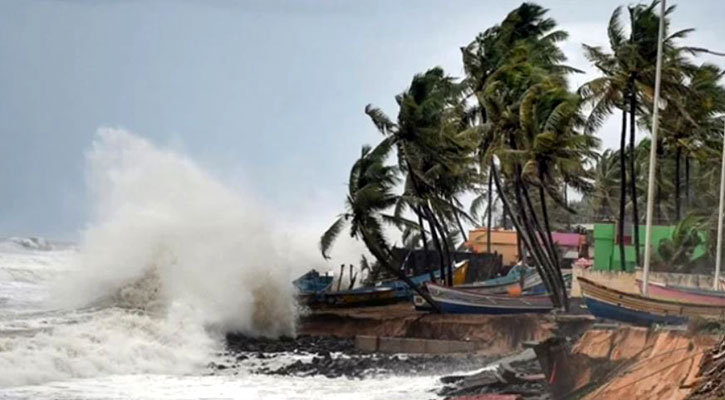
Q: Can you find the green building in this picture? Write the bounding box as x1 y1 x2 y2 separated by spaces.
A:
592 223 706 271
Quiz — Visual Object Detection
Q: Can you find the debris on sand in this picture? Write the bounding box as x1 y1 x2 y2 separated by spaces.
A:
438 349 549 400
689 336 725 399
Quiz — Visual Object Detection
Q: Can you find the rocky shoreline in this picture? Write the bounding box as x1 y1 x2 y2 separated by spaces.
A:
220 333 549 399
223 333 494 379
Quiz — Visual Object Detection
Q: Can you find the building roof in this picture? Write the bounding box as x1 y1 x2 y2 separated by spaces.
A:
551 232 583 247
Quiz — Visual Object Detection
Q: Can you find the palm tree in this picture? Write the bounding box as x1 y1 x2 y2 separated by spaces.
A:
319 138 440 310
590 149 620 221
581 1 695 269
366 67 478 286
661 64 725 219
462 3 576 259
459 3 581 309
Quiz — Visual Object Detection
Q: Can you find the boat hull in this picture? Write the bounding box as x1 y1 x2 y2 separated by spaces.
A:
579 277 725 326
584 296 687 326
302 287 398 309
424 283 553 315
436 300 551 315
636 279 725 306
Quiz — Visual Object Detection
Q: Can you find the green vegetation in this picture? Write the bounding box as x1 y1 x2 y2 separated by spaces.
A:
320 1 725 310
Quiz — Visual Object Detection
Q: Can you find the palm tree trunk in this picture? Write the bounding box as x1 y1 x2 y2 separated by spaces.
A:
449 197 468 243
675 145 682 220
536 181 568 310
491 161 565 309
424 207 447 285
363 232 441 313
402 158 448 285
428 204 454 286
629 85 641 266
685 156 691 210
509 150 564 307
520 177 567 310
415 206 435 282
522 183 556 266
438 215 455 286
619 108 628 271
487 171 493 254
424 204 454 286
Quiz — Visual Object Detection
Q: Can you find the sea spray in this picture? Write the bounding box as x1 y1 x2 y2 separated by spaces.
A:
0 128 311 387
65 128 301 335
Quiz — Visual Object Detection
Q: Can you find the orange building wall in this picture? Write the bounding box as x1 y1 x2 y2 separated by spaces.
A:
465 228 519 266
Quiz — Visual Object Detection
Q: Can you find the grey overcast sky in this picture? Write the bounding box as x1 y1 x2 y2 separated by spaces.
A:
1 0 724 240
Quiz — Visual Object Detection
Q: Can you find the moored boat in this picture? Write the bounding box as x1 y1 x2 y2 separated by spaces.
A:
423 282 553 314
293 270 333 294
303 286 398 309
636 279 725 306
378 260 469 300
579 277 725 326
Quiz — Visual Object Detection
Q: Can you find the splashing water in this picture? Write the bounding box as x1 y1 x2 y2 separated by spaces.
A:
0 128 310 387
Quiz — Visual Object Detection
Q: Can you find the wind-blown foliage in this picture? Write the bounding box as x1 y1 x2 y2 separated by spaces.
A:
321 0 725 310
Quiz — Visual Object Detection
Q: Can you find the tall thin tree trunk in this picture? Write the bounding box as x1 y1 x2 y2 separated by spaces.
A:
521 176 567 310
487 171 493 254
403 158 447 285
537 183 568 310
424 207 446 284
491 161 564 309
629 84 641 266
415 206 435 282
450 197 468 243
522 183 556 267
675 145 682 220
425 205 452 286
437 214 455 286
685 156 691 210
364 233 441 313
619 108 628 271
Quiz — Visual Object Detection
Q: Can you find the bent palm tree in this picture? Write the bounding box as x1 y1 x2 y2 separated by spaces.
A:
319 138 440 311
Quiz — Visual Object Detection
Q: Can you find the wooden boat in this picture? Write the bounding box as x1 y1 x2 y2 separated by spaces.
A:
303 286 398 309
293 270 333 294
636 279 725 306
303 260 470 309
423 283 553 314
524 271 573 295
579 277 725 326
378 260 469 300
412 269 563 311
455 265 536 294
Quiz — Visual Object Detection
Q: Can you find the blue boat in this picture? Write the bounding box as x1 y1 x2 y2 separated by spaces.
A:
376 260 470 300
578 277 725 326
293 270 333 294
424 283 553 315
583 295 687 326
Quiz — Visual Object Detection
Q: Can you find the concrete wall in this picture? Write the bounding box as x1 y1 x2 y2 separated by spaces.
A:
570 267 719 297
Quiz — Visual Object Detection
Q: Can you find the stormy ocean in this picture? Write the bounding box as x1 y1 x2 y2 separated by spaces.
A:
0 130 436 399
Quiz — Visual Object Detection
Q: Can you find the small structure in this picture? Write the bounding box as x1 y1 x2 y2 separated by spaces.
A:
465 228 519 266
592 223 707 271
551 232 588 268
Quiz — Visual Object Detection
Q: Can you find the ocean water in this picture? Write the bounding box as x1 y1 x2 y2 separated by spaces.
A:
0 129 439 399
0 239 436 399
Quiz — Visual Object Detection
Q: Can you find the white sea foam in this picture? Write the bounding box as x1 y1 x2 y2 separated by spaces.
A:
0 128 316 387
